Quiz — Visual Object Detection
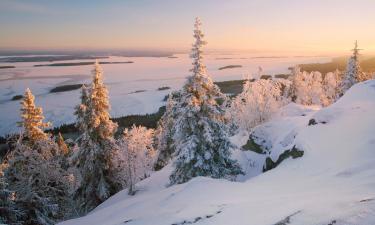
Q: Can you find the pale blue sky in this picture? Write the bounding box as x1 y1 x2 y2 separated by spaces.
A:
1 0 374 54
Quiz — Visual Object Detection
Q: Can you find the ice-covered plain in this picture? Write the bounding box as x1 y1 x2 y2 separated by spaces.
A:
0 53 330 136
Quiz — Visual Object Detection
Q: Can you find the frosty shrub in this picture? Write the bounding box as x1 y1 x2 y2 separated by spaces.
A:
118 125 156 195
230 79 287 131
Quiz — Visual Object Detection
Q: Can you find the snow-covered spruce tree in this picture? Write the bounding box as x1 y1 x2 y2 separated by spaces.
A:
230 78 286 131
74 84 90 142
341 41 370 94
154 91 181 170
4 138 74 225
74 61 125 213
169 18 242 185
18 88 51 143
118 125 156 195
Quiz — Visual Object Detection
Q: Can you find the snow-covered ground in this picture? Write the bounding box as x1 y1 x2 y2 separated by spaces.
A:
0 54 330 136
60 80 375 225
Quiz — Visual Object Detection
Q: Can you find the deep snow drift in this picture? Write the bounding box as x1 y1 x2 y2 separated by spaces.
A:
61 80 375 225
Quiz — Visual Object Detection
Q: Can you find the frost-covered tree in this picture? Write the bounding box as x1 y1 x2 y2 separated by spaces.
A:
341 41 370 94
0 163 24 224
289 69 328 106
323 69 341 106
88 62 118 140
288 66 304 102
4 139 74 225
294 70 311 105
56 132 69 156
74 61 124 213
230 79 286 131
154 91 181 170
18 88 51 143
118 125 156 195
310 71 327 105
74 84 90 141
169 18 242 185
4 96 76 224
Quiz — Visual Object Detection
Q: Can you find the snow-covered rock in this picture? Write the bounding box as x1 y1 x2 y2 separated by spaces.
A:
60 80 375 225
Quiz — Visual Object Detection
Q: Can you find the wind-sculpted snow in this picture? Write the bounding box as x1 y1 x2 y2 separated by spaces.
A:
60 80 375 225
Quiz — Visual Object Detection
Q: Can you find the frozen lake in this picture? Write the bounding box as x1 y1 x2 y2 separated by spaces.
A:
0 53 331 136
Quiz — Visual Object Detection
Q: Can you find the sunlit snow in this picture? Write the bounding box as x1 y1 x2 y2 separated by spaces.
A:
59 80 375 225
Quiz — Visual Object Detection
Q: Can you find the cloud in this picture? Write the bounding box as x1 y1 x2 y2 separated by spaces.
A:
0 0 53 14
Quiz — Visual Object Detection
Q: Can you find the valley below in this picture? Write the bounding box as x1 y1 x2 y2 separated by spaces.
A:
0 53 332 137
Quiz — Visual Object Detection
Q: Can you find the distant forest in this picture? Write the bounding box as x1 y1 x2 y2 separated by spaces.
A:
299 56 375 74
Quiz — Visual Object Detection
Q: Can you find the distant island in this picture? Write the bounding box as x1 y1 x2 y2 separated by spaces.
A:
214 79 246 95
129 90 147 94
218 65 242 70
50 84 84 93
0 55 108 63
35 61 134 67
157 86 171 91
11 95 23 101
215 57 235 60
0 66 15 69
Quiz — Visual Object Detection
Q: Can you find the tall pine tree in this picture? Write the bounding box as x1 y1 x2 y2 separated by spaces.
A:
74 84 90 142
169 18 242 185
341 41 369 94
18 88 51 143
74 61 125 213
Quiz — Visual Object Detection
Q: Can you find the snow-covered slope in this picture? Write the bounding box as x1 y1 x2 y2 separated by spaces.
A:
60 80 375 225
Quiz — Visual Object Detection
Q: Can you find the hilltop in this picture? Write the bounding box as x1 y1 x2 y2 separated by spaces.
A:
60 80 375 225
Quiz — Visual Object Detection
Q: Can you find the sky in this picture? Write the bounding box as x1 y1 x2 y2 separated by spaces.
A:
1 0 375 55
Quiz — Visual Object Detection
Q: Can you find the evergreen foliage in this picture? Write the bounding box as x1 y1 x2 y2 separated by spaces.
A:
18 88 51 143
154 91 181 170
2 95 74 225
73 61 125 213
4 138 74 225
169 18 242 184
341 41 371 94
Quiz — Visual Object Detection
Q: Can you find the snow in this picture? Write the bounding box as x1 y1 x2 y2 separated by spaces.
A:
0 54 330 136
59 80 375 225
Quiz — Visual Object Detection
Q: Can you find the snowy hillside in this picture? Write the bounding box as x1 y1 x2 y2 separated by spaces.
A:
60 80 375 225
